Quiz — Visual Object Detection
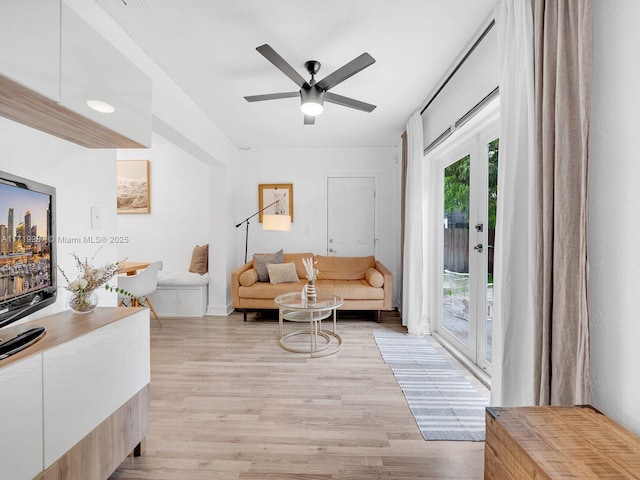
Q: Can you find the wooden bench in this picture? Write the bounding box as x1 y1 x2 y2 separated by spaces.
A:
485 405 640 479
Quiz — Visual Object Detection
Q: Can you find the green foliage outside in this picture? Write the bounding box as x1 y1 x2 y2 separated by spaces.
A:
443 138 499 229
487 138 499 229
444 155 471 216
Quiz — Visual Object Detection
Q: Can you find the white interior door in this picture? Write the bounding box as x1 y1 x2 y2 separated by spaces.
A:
326 177 375 257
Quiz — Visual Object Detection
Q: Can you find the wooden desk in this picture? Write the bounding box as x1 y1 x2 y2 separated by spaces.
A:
485 405 640 479
118 261 150 276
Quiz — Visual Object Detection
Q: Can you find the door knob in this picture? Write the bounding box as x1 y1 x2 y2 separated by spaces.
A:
329 248 335 253
474 244 483 252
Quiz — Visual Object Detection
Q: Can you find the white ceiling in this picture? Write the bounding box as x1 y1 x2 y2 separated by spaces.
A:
97 0 494 149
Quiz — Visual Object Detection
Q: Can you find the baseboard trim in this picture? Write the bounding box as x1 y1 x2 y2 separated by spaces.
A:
207 302 234 316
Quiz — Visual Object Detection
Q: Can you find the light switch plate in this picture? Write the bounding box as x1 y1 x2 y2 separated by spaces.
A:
91 206 102 229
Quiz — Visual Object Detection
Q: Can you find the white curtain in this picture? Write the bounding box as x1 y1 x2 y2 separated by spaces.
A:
402 111 427 335
423 140 441 336
491 0 537 406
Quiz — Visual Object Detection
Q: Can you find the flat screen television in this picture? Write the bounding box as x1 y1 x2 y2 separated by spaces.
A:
0 171 56 328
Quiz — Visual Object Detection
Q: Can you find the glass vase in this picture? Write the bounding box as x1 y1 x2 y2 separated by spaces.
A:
68 290 98 314
307 280 317 304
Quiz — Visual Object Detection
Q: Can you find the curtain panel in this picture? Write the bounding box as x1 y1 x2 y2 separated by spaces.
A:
402 112 427 335
533 0 592 405
492 0 537 406
400 131 408 313
493 0 592 406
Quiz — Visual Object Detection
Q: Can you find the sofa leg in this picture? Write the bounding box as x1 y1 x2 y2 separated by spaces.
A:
376 310 381 323
243 309 247 322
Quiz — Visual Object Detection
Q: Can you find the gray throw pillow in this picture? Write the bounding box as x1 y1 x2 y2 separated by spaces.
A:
267 262 299 284
253 249 284 282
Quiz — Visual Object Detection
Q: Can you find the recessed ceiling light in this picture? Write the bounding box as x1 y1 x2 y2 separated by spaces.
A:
86 100 115 114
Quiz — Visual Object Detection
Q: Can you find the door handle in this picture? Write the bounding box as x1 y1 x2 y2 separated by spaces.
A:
329 248 335 253
473 244 483 253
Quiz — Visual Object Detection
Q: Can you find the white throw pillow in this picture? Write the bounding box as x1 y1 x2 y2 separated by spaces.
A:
266 262 299 284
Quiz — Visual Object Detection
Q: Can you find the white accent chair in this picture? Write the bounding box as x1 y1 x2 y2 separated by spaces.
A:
117 261 163 325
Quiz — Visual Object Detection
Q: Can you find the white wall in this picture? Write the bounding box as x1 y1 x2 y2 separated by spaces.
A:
590 0 640 434
117 134 209 273
237 146 401 306
0 117 119 322
65 1 240 315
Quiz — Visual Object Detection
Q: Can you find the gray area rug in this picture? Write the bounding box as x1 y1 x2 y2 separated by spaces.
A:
373 330 488 441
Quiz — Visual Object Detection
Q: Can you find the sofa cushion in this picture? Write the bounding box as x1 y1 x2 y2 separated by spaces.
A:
284 253 315 279
365 268 385 287
239 280 307 299
316 279 384 300
189 244 208 275
239 268 259 287
315 255 376 280
267 262 299 284
253 249 284 282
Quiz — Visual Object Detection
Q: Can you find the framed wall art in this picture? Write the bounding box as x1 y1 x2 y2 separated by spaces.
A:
258 183 293 222
117 160 150 214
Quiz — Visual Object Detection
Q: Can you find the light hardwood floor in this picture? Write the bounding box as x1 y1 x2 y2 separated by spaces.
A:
110 311 487 479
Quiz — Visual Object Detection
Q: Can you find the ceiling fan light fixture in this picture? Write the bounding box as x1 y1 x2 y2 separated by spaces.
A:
300 101 323 116
245 45 376 124
300 86 324 116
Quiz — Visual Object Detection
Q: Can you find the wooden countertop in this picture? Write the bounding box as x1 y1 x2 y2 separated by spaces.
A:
0 307 146 368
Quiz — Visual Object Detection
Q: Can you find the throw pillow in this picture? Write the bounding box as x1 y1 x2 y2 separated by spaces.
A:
253 249 284 282
267 262 299 284
365 268 384 287
239 268 259 287
189 244 209 275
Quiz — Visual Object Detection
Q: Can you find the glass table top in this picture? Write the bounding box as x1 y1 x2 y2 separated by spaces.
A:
274 291 344 310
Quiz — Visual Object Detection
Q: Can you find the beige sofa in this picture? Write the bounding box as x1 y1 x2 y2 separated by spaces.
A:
231 252 392 321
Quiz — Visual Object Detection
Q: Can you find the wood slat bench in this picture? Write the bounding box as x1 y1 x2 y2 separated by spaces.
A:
485 405 640 479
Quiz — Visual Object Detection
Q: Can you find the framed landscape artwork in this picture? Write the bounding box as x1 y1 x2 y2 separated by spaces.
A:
258 183 293 223
117 160 150 214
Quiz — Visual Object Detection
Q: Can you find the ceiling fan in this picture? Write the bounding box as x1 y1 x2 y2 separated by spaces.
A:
244 44 376 125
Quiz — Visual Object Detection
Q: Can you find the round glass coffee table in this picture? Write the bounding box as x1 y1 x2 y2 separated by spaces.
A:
274 292 344 357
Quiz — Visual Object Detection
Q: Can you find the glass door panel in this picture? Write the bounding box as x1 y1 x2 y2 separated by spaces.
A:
484 139 499 364
442 154 470 346
436 124 498 376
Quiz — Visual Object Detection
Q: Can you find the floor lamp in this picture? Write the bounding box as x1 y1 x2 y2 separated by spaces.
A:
235 200 291 263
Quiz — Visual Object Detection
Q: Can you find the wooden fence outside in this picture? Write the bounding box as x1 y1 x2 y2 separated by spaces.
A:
443 227 495 275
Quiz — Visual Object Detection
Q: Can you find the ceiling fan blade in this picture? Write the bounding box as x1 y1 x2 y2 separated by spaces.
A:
316 53 375 91
304 115 316 125
324 92 376 112
256 44 308 88
244 92 299 102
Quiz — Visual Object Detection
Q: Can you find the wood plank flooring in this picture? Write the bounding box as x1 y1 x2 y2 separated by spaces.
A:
109 311 487 479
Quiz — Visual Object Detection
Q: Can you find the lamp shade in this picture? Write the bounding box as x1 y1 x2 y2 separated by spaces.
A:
262 214 291 231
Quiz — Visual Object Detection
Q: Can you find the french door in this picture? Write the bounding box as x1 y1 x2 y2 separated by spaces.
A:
437 123 498 375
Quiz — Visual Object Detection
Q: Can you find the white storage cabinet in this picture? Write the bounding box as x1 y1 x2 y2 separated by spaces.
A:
152 272 209 317
0 0 60 101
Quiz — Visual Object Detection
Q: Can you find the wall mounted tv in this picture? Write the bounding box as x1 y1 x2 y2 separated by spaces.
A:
0 171 56 328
